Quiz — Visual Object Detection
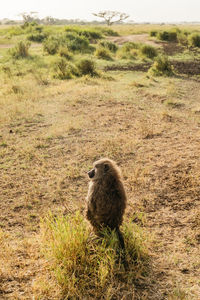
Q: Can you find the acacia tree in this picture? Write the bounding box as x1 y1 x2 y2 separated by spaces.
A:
19 11 39 23
93 11 129 26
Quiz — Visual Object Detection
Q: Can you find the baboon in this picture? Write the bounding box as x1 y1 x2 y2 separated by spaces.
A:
86 158 127 251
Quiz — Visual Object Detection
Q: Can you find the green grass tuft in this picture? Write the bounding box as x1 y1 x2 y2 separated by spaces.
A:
40 212 150 299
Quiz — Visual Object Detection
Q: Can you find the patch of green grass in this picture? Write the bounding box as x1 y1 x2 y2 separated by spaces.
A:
40 212 150 299
148 55 174 77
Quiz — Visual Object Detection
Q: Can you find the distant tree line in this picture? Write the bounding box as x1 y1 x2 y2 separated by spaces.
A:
0 11 131 26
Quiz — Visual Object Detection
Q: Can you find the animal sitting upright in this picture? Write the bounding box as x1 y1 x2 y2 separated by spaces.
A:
86 158 127 249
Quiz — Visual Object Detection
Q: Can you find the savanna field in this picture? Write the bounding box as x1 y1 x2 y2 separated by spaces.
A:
0 23 200 299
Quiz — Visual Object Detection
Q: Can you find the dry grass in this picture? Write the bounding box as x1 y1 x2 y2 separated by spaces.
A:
0 24 200 299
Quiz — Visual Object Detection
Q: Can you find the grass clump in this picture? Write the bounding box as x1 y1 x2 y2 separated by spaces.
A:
65 26 102 40
58 46 72 60
149 30 157 37
96 27 119 36
43 36 61 55
95 47 112 60
40 212 150 299
9 41 31 59
140 44 158 59
27 32 48 43
149 55 174 77
188 33 200 47
157 30 178 42
65 33 92 53
117 42 140 59
51 57 79 79
76 58 97 76
98 40 118 53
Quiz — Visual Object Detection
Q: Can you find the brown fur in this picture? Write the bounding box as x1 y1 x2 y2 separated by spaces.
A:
86 158 127 234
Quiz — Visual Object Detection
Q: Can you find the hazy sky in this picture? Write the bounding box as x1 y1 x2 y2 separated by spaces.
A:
1 0 200 23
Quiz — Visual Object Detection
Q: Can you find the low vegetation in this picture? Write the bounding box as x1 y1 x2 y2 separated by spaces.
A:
40 212 150 298
148 55 174 76
9 41 31 58
0 23 200 300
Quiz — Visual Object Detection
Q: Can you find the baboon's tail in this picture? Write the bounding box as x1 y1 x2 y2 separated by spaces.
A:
116 227 125 250
116 227 128 270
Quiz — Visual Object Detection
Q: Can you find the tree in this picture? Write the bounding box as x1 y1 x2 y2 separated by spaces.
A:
93 11 129 26
18 11 39 23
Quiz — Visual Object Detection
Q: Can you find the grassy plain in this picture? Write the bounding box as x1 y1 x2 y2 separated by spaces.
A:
0 23 200 299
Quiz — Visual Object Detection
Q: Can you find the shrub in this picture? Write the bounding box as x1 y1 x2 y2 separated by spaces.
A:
7 26 23 36
52 57 79 79
40 212 150 299
149 31 157 37
96 27 119 36
76 59 97 76
58 46 72 60
43 36 61 55
95 47 112 60
140 44 158 59
188 33 200 47
117 42 140 59
80 29 102 40
66 33 91 52
157 30 177 42
121 42 140 52
148 55 174 77
9 41 31 59
177 32 188 46
65 26 102 40
98 40 118 52
27 32 48 42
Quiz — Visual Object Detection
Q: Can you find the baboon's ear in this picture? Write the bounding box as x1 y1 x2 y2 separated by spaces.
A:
104 164 109 172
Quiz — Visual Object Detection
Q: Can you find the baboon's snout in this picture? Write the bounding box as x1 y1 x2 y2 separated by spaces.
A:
88 168 95 179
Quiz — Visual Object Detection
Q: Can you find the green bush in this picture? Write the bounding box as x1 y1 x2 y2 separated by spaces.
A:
157 30 177 42
148 55 174 77
76 59 97 76
58 46 72 60
98 40 118 52
65 26 102 40
80 29 102 40
121 42 140 52
43 36 61 55
149 31 157 37
52 57 79 79
40 212 150 299
27 32 48 42
95 47 112 60
188 33 200 47
66 33 91 52
7 26 24 36
96 27 119 36
140 44 158 59
117 42 140 60
9 41 31 59
177 32 188 46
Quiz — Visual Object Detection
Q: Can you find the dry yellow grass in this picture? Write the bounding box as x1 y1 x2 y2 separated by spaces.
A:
0 24 200 298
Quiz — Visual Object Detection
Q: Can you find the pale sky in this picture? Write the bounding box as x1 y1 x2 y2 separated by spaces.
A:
1 0 200 23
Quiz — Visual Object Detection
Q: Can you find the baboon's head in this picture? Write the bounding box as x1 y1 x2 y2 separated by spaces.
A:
87 158 121 181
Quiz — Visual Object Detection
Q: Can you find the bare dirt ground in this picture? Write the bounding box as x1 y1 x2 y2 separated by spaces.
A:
0 71 200 299
107 33 161 47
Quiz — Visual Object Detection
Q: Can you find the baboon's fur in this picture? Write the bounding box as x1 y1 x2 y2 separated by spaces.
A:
86 158 127 239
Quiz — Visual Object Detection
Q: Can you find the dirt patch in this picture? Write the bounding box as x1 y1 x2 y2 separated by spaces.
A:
104 63 151 72
105 60 200 76
0 43 41 49
172 60 200 76
161 42 185 55
107 34 161 48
